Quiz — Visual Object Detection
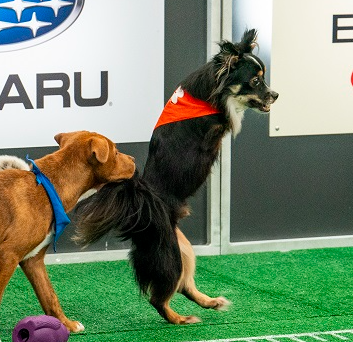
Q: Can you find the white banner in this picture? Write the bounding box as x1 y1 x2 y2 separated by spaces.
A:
270 0 353 137
0 0 164 148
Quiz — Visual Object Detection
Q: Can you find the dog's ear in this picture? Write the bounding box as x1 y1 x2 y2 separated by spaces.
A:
90 137 110 164
54 133 67 147
214 29 258 81
238 28 258 54
217 41 240 69
214 41 240 81
219 40 239 55
218 29 258 60
55 131 90 148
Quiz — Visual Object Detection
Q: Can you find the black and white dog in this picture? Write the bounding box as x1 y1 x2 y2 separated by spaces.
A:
74 29 278 324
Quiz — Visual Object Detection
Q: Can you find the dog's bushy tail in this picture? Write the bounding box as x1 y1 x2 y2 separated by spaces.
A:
73 172 182 296
0 155 30 171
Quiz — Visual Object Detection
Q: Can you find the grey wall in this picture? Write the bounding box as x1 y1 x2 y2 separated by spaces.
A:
164 0 209 244
231 117 353 242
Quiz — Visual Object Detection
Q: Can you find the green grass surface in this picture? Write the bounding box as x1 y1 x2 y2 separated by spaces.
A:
2 247 353 341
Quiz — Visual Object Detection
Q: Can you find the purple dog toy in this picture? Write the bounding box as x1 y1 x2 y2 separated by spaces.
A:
12 315 70 342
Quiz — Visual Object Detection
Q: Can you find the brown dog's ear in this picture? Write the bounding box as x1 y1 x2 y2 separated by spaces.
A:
90 137 109 164
54 133 66 146
55 131 89 148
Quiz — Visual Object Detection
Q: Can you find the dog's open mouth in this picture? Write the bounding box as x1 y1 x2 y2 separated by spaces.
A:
249 99 271 113
259 104 271 113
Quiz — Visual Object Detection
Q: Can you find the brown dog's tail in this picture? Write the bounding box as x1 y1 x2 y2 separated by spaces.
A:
73 172 182 296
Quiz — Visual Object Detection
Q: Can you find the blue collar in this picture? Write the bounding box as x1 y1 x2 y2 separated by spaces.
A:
26 155 70 252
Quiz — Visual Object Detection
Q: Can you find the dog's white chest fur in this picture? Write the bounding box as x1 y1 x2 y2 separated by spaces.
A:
226 96 245 137
23 232 53 260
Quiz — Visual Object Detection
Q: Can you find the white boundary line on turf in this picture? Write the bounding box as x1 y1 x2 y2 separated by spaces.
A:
185 329 353 342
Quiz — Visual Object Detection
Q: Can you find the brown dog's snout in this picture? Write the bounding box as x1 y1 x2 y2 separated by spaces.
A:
119 152 135 165
116 152 136 179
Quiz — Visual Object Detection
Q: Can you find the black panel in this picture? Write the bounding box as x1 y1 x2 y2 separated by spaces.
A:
163 0 209 244
164 0 208 102
230 111 353 242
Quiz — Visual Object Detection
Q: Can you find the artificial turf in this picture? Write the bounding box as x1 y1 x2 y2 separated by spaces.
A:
2 247 353 341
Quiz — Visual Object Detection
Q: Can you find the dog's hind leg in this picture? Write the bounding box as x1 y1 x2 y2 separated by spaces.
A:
131 236 201 324
176 228 230 310
19 247 85 333
149 284 201 324
0 243 22 304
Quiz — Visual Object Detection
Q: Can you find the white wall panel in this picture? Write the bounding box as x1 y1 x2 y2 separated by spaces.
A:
0 0 164 148
270 0 353 137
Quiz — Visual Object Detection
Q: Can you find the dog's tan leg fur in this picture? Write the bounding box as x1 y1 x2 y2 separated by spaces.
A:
176 228 230 311
150 292 200 324
149 228 229 325
19 247 84 332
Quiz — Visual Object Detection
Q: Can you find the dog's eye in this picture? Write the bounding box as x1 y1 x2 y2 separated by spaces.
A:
251 77 260 87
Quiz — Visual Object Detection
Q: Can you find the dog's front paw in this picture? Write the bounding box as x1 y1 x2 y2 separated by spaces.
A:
184 315 202 324
75 322 85 332
211 296 231 311
64 320 85 332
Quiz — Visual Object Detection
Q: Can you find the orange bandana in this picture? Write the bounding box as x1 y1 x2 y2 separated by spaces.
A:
154 87 219 129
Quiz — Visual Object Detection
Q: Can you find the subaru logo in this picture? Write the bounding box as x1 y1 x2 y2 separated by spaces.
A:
0 0 84 52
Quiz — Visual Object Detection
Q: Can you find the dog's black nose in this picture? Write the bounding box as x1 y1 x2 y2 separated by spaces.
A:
265 91 279 103
271 91 279 101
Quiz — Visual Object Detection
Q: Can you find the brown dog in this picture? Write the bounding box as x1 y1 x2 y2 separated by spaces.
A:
0 131 135 332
